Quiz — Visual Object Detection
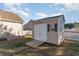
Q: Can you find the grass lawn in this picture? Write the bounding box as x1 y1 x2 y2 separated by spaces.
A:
0 37 79 56
0 37 32 48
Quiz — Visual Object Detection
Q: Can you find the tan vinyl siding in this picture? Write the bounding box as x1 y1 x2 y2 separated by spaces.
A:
46 19 58 45
47 32 58 44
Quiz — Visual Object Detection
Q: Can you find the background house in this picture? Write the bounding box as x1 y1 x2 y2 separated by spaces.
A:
23 20 33 30
0 10 23 40
23 20 32 36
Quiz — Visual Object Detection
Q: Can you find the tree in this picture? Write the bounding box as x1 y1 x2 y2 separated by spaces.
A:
64 23 74 29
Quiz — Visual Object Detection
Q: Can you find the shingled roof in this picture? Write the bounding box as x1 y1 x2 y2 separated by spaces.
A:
23 20 33 30
0 10 23 23
23 14 65 30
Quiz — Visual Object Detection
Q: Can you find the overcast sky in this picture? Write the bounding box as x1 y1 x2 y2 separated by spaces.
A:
0 3 79 23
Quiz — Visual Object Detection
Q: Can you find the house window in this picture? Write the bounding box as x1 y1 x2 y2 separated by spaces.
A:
47 24 58 32
47 24 50 32
54 23 58 32
51 28 54 31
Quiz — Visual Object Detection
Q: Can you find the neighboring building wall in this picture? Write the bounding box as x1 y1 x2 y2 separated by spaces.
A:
0 21 23 38
23 30 32 36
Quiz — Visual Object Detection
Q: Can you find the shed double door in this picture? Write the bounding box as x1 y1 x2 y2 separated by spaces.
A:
34 24 47 42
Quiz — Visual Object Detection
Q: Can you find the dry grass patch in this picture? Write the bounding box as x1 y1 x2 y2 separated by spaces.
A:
0 38 79 56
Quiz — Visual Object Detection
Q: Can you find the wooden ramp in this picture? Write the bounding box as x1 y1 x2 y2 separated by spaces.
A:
25 40 45 48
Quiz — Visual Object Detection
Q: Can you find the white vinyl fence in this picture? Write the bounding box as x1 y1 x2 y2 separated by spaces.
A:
64 31 79 41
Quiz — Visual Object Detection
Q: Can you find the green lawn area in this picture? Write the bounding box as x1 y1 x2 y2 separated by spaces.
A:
0 37 79 56
0 37 32 48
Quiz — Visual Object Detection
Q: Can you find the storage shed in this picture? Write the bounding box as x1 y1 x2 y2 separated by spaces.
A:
26 14 65 47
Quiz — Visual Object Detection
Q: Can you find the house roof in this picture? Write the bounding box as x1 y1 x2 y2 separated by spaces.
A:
23 14 65 30
0 10 23 23
23 20 33 30
34 14 65 22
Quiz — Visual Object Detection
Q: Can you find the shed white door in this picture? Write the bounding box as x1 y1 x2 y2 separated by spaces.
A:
34 24 47 42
